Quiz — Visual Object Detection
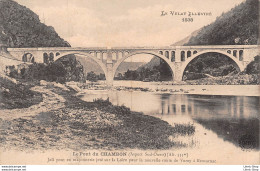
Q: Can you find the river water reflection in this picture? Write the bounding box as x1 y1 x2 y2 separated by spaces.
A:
80 90 259 151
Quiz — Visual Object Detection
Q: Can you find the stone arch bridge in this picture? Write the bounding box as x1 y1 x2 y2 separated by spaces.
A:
7 45 259 86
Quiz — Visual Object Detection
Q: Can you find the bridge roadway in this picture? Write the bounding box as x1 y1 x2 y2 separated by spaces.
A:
5 45 260 86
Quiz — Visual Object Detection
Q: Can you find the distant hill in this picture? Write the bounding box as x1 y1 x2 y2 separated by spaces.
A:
116 62 145 75
75 56 104 75
76 56 144 76
136 57 161 72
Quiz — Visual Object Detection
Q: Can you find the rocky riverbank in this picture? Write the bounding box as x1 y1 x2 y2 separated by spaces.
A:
78 80 260 97
0 74 43 109
0 81 195 151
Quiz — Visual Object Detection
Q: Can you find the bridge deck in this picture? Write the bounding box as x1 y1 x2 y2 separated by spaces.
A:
7 45 259 51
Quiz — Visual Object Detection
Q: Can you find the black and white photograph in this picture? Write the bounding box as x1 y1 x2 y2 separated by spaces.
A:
0 0 259 167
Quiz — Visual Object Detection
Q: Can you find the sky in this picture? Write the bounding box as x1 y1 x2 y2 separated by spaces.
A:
15 0 245 62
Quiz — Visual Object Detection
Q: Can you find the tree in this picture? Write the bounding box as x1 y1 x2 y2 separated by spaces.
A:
87 71 98 82
245 55 260 74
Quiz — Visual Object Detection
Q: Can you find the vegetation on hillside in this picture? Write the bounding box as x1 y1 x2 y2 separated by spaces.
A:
0 0 69 47
185 0 259 45
5 55 85 83
186 55 260 85
86 71 105 82
183 53 239 80
0 74 42 109
182 0 259 82
244 55 260 75
137 0 259 82
0 0 84 82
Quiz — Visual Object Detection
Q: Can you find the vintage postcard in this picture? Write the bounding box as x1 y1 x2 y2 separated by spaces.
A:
0 0 259 167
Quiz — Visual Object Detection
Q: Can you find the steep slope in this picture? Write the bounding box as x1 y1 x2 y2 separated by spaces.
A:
0 0 84 82
182 0 259 80
137 0 259 81
0 0 69 47
171 28 201 46
136 57 161 72
185 0 259 45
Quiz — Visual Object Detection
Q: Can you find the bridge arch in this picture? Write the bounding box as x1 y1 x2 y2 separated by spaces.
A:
54 51 108 80
22 53 35 63
180 50 245 80
112 50 175 80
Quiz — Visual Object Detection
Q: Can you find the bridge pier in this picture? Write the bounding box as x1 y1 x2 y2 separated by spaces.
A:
106 50 114 87
173 49 183 82
106 66 114 87
173 62 183 82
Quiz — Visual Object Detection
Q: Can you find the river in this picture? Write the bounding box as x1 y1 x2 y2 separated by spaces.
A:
79 81 259 155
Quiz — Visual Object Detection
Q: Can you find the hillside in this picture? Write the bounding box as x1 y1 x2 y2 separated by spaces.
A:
136 57 161 72
0 0 84 82
185 0 259 45
76 55 144 76
0 0 69 47
183 0 259 81
116 62 145 74
136 0 259 81
171 28 201 46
